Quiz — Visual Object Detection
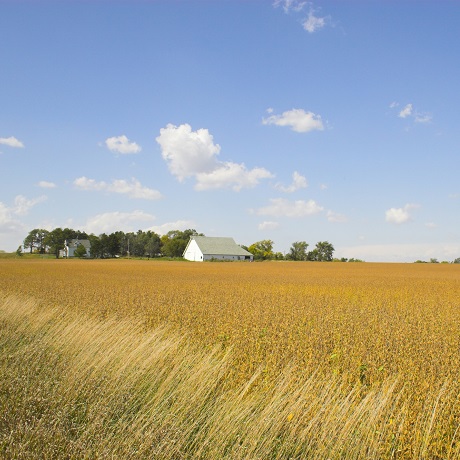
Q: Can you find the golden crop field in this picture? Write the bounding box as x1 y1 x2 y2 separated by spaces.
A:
1 258 460 458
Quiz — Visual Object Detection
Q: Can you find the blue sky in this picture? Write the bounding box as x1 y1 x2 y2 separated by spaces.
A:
1 0 459 261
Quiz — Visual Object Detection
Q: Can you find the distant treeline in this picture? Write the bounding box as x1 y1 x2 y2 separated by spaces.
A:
20 227 342 261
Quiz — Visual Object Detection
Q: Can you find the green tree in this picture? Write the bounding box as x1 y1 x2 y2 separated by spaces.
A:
248 240 274 260
307 241 335 261
161 229 202 258
23 229 49 254
288 241 309 261
74 244 87 258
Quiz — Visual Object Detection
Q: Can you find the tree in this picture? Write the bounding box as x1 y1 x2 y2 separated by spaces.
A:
15 246 23 257
44 227 65 258
453 257 460 264
74 244 87 258
23 229 49 254
288 241 309 261
161 229 202 258
307 241 335 261
248 240 274 260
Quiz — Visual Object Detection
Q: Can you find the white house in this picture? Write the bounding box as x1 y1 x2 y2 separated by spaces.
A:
61 239 91 258
183 236 253 262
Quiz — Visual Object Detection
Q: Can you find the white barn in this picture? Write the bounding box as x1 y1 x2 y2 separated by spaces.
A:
183 236 253 262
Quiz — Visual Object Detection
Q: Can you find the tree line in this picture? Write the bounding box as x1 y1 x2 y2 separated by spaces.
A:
21 228 203 259
21 228 338 261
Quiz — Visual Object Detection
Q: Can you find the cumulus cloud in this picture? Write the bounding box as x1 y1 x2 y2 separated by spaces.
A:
0 136 24 148
385 203 420 224
195 163 273 192
262 108 324 133
256 198 323 218
38 181 57 189
156 123 273 191
275 171 308 193
258 221 280 231
327 210 347 223
398 104 413 119
82 210 156 235
105 135 141 154
74 177 162 200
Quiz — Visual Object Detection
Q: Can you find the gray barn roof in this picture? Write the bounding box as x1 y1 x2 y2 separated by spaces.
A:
190 236 252 256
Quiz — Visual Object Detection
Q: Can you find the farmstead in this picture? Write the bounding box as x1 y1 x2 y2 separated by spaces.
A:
183 236 253 262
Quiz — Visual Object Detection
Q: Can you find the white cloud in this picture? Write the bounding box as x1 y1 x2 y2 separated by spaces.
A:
0 136 24 148
398 104 413 119
38 181 57 189
262 108 324 133
12 195 47 216
327 210 347 223
425 222 437 229
156 123 273 191
320 183 328 190
258 221 280 231
273 0 307 13
414 112 432 124
385 203 419 224
392 102 432 124
0 196 46 250
0 202 24 234
82 210 156 235
105 135 141 154
275 171 308 193
256 198 323 218
195 162 273 192
303 10 326 33
74 177 162 200
147 220 196 235
274 1 329 33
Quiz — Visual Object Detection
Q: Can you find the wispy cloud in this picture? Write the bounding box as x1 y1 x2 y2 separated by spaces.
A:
82 210 156 235
38 181 57 189
256 198 323 218
147 220 196 235
74 177 162 200
258 221 280 231
391 102 432 124
105 135 141 154
275 171 308 193
0 136 24 148
156 123 273 191
262 108 324 133
327 210 347 223
274 1 329 33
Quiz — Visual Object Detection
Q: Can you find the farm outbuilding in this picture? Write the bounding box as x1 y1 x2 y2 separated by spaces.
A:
183 236 253 262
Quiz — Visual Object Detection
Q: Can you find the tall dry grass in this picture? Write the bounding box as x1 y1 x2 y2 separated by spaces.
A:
1 293 460 459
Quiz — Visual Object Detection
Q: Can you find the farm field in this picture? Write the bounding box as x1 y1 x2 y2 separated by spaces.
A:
1 259 460 458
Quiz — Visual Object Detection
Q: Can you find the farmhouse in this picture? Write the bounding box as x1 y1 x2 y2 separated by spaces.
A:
183 236 253 262
61 239 91 258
